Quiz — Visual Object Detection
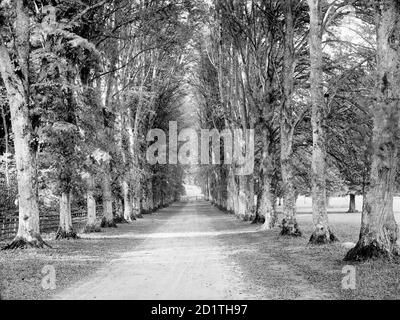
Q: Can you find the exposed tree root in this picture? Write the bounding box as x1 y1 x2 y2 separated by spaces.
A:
344 239 400 262
280 219 302 237
83 224 101 233
309 228 338 244
100 218 117 228
1 234 51 250
55 228 79 240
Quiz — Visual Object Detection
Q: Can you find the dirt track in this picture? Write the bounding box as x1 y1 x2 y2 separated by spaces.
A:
53 201 332 300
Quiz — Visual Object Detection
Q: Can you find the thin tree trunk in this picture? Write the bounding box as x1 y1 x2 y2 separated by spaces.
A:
254 127 277 230
280 0 301 237
347 194 357 213
101 165 117 228
226 170 231 211
0 0 47 249
237 175 247 219
1 104 9 189
126 106 141 218
133 180 143 218
122 180 134 221
208 174 214 204
56 191 77 239
345 0 400 261
114 93 131 223
147 179 154 212
308 0 337 244
113 196 126 223
246 175 255 220
256 175 277 230
142 181 149 214
84 174 99 233
205 173 209 202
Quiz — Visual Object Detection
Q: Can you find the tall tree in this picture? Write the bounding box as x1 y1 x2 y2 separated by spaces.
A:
280 0 302 236
0 0 46 248
345 0 400 261
308 0 338 243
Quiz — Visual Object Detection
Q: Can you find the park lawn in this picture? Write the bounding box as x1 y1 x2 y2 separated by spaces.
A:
226 213 400 300
1 209 400 300
0 222 151 300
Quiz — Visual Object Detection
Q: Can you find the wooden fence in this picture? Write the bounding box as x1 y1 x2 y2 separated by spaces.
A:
0 207 102 240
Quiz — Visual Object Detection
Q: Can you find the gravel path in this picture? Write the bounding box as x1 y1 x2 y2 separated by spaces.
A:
53 201 332 300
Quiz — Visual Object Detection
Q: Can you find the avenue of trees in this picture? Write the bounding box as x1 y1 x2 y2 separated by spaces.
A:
0 0 194 248
0 0 399 262
193 0 400 261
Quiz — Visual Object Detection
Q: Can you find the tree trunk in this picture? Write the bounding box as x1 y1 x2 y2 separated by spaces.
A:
0 0 47 249
208 174 214 204
280 138 301 236
114 96 133 223
205 173 210 202
345 0 400 261
280 0 301 237
253 127 277 229
101 167 117 228
126 106 142 218
256 174 277 230
233 176 239 214
147 179 154 212
237 175 247 220
308 0 337 244
122 180 135 221
226 169 232 212
133 180 143 218
142 182 150 214
56 191 77 239
347 194 357 213
84 173 100 233
1 104 10 189
246 175 255 220
113 196 127 223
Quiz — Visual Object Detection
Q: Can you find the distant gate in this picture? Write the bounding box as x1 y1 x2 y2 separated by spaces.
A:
180 195 205 202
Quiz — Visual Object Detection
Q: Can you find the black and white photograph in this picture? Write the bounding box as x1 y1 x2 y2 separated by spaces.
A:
0 0 400 309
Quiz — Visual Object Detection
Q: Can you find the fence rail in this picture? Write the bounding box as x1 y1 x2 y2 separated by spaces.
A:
0 207 102 240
